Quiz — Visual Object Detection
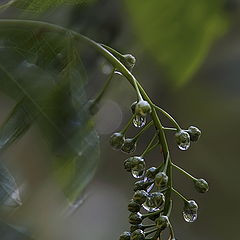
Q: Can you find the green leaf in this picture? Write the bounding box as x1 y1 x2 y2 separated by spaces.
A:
0 221 32 240
0 24 100 204
0 163 21 207
125 0 228 85
0 0 94 12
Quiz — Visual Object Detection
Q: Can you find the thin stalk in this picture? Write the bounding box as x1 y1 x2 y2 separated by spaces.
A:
172 188 188 203
90 68 115 108
121 115 135 134
142 209 161 219
167 200 173 217
171 163 197 181
133 121 153 140
163 127 177 132
141 133 158 157
145 228 158 236
0 0 15 10
154 105 181 131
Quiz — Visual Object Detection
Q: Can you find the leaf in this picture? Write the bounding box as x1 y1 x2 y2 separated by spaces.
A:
0 0 95 12
0 221 32 240
0 23 100 204
0 162 22 207
125 0 228 85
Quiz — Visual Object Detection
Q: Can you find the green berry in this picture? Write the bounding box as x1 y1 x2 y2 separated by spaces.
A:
119 231 131 240
110 132 125 150
123 54 136 72
155 172 168 188
133 190 148 205
128 200 141 213
129 212 143 225
183 200 198 222
124 156 145 173
155 215 169 231
121 138 137 154
187 126 201 142
135 100 152 117
175 130 190 151
130 229 145 240
145 167 158 179
130 224 144 233
194 178 209 193
133 180 153 191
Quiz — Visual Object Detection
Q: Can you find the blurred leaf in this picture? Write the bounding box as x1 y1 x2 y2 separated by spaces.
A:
0 24 100 204
125 0 228 85
0 221 32 240
0 0 95 12
0 163 21 207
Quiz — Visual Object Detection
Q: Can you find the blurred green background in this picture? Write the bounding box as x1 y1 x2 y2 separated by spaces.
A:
0 0 240 239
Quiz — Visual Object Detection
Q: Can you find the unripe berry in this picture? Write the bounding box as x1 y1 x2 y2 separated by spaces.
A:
155 172 168 188
135 100 152 117
133 190 148 205
121 138 137 154
122 54 136 72
183 200 198 223
187 126 201 142
110 132 125 150
155 215 169 231
129 212 143 225
133 180 153 191
128 200 141 213
175 130 190 151
130 229 145 240
119 231 131 240
145 167 158 179
194 178 209 193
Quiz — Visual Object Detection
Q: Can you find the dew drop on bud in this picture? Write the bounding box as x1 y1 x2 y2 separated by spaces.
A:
142 192 165 212
175 130 191 151
131 167 145 179
183 210 198 223
133 115 146 128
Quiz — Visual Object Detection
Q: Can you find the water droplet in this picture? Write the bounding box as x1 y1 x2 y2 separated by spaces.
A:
114 70 123 76
143 192 165 212
183 210 197 222
131 161 146 179
175 130 191 151
133 115 146 128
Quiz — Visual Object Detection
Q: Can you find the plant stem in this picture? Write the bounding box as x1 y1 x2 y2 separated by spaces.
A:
154 105 181 131
0 19 173 217
90 68 115 110
134 121 153 140
121 115 135 134
172 187 188 203
163 127 177 131
171 163 197 181
141 133 158 157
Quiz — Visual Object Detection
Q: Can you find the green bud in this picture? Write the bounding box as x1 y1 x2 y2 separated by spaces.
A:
175 130 190 151
145 167 158 179
128 200 141 213
183 200 198 222
135 100 152 117
187 126 201 142
133 190 148 205
130 229 145 240
110 132 125 150
119 231 131 240
194 178 209 193
130 224 144 233
121 138 137 154
133 180 154 191
122 54 136 72
129 212 143 225
155 172 168 188
155 215 169 231
124 156 145 172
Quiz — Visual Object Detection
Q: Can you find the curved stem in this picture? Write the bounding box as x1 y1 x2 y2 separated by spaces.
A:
133 121 153 140
0 18 173 217
172 187 188 203
171 163 197 181
121 115 134 134
154 104 181 131
141 133 158 157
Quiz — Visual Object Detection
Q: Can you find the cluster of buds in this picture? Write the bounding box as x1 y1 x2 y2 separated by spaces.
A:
109 98 209 240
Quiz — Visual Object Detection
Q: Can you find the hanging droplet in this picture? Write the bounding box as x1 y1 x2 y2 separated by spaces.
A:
142 192 165 212
183 200 198 223
175 130 191 151
133 114 146 128
131 162 145 178
183 210 197 223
